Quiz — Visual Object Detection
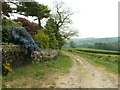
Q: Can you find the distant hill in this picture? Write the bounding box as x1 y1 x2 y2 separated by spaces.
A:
70 37 119 46
64 37 119 50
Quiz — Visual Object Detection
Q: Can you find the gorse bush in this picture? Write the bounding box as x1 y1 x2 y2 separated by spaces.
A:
2 61 12 76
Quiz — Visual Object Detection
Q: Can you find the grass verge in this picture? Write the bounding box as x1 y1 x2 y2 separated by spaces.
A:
2 52 72 88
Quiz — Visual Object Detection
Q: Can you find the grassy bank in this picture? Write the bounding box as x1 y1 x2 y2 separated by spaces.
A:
3 53 72 88
64 48 118 73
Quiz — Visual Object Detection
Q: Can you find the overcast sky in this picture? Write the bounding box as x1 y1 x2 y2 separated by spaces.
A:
34 0 119 38
10 0 119 38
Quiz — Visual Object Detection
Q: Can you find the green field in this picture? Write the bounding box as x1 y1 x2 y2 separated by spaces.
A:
2 53 72 88
64 48 119 73
74 48 120 55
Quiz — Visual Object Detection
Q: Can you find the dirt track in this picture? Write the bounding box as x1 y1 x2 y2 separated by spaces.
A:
3 51 118 88
55 51 118 88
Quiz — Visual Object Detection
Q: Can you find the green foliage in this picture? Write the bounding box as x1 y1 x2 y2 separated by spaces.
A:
34 30 49 48
2 26 13 43
2 17 22 27
44 19 59 49
17 2 50 28
17 2 50 18
2 18 22 43
58 38 65 49
45 18 64 49
49 33 59 49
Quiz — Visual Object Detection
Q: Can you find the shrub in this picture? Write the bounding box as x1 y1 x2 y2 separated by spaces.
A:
2 17 23 43
2 26 13 43
34 30 49 49
49 33 59 49
14 17 39 36
2 44 25 69
2 17 22 27
2 61 12 76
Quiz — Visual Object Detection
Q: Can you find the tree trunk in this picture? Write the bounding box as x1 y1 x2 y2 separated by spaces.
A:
38 17 42 29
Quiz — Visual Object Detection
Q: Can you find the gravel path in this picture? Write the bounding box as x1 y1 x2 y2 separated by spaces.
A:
55 51 118 88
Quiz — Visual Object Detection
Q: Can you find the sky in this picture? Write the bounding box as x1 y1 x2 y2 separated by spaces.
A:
10 0 119 38
34 0 119 38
